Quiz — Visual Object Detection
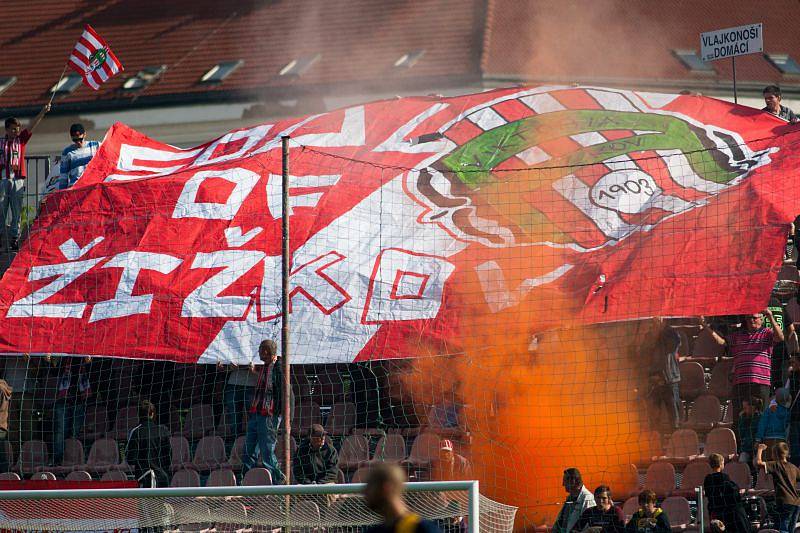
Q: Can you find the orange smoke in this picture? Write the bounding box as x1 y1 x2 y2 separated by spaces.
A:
396 267 660 531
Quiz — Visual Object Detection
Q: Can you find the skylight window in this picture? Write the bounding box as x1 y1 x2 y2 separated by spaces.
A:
200 60 243 84
279 54 320 77
765 53 800 75
50 73 83 95
394 50 425 69
672 50 715 73
123 65 167 91
0 76 16 97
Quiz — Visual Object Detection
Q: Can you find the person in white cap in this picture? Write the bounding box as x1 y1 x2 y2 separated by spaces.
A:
431 439 471 481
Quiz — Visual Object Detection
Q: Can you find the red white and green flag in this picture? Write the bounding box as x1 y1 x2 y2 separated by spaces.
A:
0 86 796 363
68 24 123 90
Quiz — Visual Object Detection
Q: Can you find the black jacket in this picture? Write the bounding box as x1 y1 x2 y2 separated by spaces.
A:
126 419 171 478
270 357 295 421
293 438 338 484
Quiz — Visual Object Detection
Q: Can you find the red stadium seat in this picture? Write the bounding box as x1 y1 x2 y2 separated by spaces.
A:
678 362 706 401
367 434 406 464
83 438 122 475
0 472 19 480
30 471 56 480
708 360 733 400
169 436 192 473
644 461 676 498
337 434 370 473
704 428 737 461
65 470 92 481
351 466 372 483
100 470 128 482
662 429 700 465
190 436 227 472
685 395 721 432
18 440 48 476
170 468 201 487
181 404 215 441
206 468 236 487
242 467 272 486
723 461 752 490
661 496 691 531
226 435 247 474
402 432 440 469
52 438 85 476
623 496 639 521
676 459 711 497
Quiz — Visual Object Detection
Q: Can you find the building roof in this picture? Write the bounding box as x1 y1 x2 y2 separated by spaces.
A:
482 0 800 92
0 0 485 114
3 0 800 116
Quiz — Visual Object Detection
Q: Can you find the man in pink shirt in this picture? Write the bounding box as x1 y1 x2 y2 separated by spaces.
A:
0 103 50 249
705 309 784 440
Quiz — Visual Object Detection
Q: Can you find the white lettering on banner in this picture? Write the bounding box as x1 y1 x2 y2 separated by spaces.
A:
374 103 453 153
192 125 273 166
259 252 351 319
265 173 341 219
182 250 266 318
7 257 104 318
108 144 203 181
250 106 367 156
172 168 260 220
224 226 263 248
362 248 455 323
89 252 183 323
475 261 574 313
59 236 105 261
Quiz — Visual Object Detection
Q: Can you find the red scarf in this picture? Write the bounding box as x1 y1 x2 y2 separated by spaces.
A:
0 135 23 179
249 361 275 416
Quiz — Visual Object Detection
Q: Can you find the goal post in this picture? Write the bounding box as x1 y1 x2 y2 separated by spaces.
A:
0 480 516 532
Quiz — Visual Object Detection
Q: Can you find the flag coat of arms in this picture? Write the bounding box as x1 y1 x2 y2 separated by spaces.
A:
68 24 123 90
0 86 796 364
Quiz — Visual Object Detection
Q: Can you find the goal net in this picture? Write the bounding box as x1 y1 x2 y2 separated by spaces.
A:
0 483 517 532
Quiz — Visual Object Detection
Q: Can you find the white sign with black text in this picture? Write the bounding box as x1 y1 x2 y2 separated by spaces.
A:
700 23 762 62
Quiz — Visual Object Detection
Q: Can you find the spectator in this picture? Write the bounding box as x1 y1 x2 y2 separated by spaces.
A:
709 520 726 533
126 400 171 487
755 442 800 533
58 123 99 190
431 439 472 481
737 397 762 466
762 86 800 124
646 318 682 430
553 468 596 533
293 424 338 485
242 339 291 483
363 463 441 532
0 377 11 474
703 453 750 533
624 490 670 533
219 360 257 448
755 388 791 460
0 104 50 250
572 485 625 533
52 356 92 466
786 354 800 466
704 310 783 438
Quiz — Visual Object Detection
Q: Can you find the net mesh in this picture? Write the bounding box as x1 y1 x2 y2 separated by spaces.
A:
0 86 797 532
0 489 517 532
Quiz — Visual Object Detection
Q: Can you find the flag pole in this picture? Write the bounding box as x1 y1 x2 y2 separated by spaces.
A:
47 63 69 108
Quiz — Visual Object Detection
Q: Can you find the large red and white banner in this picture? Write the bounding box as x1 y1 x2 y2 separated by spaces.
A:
0 86 797 363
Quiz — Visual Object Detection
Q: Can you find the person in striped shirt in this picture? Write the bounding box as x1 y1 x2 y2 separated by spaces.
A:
704 310 784 443
59 123 99 190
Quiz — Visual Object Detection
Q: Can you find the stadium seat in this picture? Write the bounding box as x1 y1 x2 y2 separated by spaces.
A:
52 438 85 476
351 466 372 483
190 435 227 472
291 402 322 436
0 472 19 480
685 395 721 432
31 471 56 480
79 404 108 442
337 434 370 473
690 330 724 363
779 264 800 282
622 496 639 521
367 434 406 464
100 470 128 482
109 406 139 441
324 402 356 436
678 362 706 401
704 428 737 460
226 435 247 474
18 440 48 476
402 432 440 468
708 360 734 400
181 403 215 441
644 461 676 498
662 429 700 464
206 468 236 487
723 461 752 489
661 496 691 531
65 470 92 481
169 436 192 473
170 468 201 487
83 438 122 475
275 435 297 464
242 467 272 486
676 459 711 497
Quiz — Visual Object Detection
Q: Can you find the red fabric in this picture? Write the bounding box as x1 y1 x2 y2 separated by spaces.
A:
68 24 124 90
0 86 795 363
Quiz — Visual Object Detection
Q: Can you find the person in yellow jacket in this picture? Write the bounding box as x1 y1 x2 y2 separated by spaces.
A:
625 490 671 533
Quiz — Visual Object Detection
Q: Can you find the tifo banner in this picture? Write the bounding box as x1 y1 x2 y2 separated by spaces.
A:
1 86 798 363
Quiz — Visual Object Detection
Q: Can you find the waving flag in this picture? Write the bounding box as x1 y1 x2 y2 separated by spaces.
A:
0 86 797 363
68 25 123 90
